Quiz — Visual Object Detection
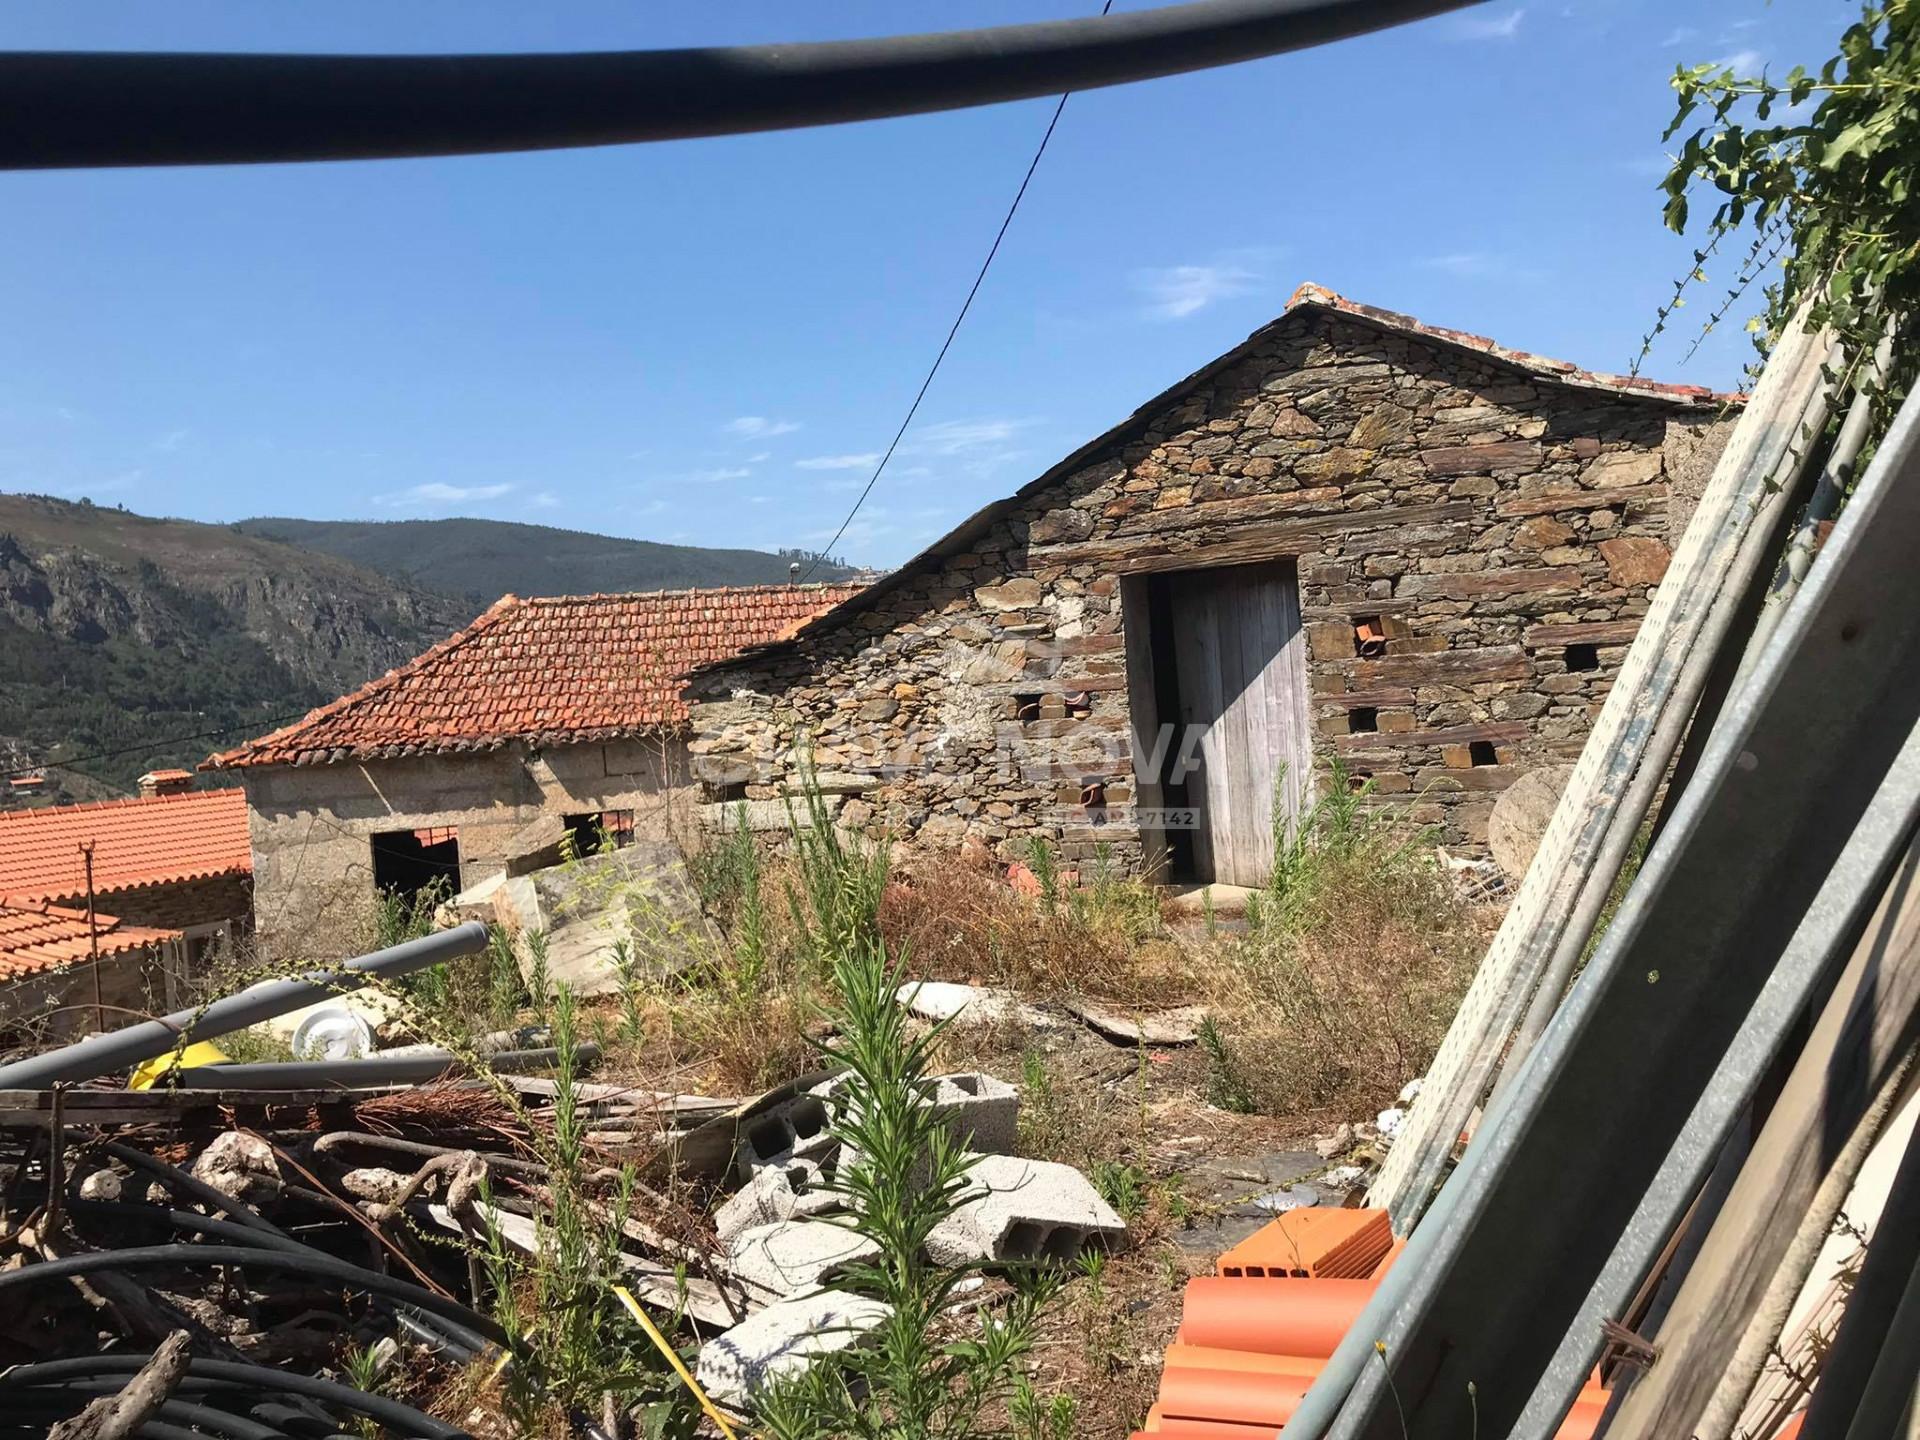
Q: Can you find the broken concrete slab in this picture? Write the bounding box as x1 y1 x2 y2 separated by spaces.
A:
696 1291 892 1412
498 841 715 998
727 1219 879 1298
503 813 571 877
924 1154 1126 1266
714 1161 839 1245
1065 999 1209 1047
895 980 1022 1026
698 795 842 834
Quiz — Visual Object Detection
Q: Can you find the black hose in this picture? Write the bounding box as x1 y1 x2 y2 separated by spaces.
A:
250 1399 361 1439
2 1391 289 1440
0 0 1478 170
102 1141 292 1239
1 1357 469 1439
64 1197 488 1359
0 1244 507 1346
175 1046 589 1089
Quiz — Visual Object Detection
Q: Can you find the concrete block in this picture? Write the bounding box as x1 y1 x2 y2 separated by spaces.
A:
503 813 571 876
813 1069 1019 1160
696 1291 892 1413
699 795 842 834
734 1092 839 1183
924 1154 1126 1266
927 1072 1019 1156
728 1220 879 1298
714 1160 839 1245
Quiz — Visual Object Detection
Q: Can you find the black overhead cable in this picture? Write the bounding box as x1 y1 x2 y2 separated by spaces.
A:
804 0 1115 582
0 0 1479 170
0 711 311 781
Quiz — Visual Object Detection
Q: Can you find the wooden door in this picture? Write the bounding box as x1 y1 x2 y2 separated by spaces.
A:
1166 560 1312 885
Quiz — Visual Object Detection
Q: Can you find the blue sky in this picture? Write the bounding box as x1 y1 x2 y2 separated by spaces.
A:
0 2 1856 567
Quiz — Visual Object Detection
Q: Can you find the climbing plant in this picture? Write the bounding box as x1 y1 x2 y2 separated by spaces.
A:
1644 1 1918 423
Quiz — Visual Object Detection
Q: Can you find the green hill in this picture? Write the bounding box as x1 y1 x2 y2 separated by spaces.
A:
0 493 468 794
233 517 852 604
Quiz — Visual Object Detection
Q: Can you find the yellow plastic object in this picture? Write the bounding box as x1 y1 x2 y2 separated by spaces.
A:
128 1041 229 1090
612 1284 742 1440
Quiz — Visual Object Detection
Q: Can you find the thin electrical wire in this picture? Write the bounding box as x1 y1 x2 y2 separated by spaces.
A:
1 711 312 781
802 0 1115 582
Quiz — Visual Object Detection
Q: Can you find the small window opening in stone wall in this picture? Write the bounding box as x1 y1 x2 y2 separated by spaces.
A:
1346 768 1373 794
564 810 634 856
708 779 749 804
371 827 461 902
1348 706 1379 734
1353 617 1388 658
1565 643 1600 673
1468 740 1499 767
1013 692 1042 722
1063 689 1093 719
1081 781 1106 814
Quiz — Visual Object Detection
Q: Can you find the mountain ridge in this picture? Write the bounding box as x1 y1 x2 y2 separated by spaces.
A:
233 516 853 603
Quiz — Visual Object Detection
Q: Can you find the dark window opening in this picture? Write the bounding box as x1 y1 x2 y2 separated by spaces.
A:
1468 740 1499 767
1144 573 1196 880
371 827 462 903
1346 768 1373 794
1565 643 1600 673
1062 689 1093 720
709 780 748 804
1353 616 1388 658
563 810 635 857
1013 692 1042 723
1349 706 1379 734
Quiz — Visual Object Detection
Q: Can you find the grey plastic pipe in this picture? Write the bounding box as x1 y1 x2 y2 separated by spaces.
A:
172 1044 591 1089
0 921 489 1089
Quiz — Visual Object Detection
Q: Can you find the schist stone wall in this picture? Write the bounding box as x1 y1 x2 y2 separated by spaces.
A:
687 303 1734 873
242 737 688 958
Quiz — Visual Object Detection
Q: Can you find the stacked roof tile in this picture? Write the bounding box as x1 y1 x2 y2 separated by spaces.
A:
0 789 251 906
1134 1209 1608 1437
206 585 864 770
0 897 182 980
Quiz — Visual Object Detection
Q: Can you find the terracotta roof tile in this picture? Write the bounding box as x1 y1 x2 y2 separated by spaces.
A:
205 584 864 770
0 897 183 981
0 789 251 906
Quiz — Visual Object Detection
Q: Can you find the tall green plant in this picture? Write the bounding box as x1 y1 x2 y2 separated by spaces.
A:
757 927 1063 1438
482 984 694 1436
783 764 890 970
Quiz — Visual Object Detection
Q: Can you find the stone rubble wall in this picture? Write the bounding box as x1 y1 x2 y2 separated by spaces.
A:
688 309 1734 870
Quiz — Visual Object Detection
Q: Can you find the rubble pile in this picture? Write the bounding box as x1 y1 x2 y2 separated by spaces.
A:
0 1004 1134 1433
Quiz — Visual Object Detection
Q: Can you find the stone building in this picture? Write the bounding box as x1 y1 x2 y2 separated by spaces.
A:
686 286 1738 885
0 776 253 968
206 585 862 955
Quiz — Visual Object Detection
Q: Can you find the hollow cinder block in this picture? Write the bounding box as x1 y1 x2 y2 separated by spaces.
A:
923 1153 1126 1267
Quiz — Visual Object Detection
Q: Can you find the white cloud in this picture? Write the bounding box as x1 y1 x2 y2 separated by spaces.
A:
1456 7 1524 39
1417 251 1546 284
1419 252 1499 277
796 453 882 471
153 427 191 453
1661 25 1699 47
374 481 513 507
526 491 560 510
1131 262 1260 320
907 418 1030 456
1712 49 1764 74
746 451 772 463
682 466 752 484
724 416 802 439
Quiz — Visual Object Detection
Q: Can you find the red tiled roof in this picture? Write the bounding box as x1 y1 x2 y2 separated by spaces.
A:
1286 283 1744 408
0 897 182 981
205 584 865 770
0 789 251 906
